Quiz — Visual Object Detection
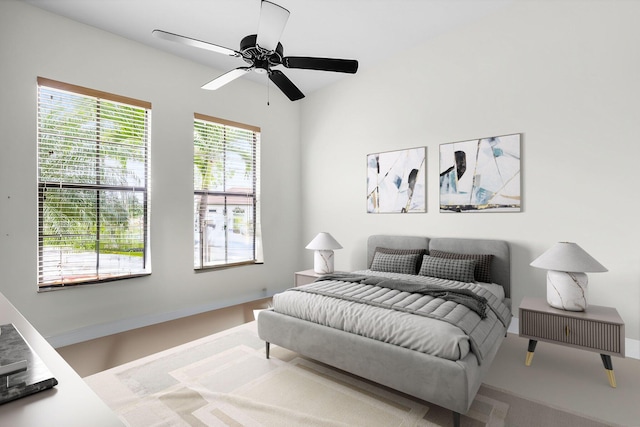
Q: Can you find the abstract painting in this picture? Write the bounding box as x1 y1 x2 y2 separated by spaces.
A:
367 147 426 213
439 133 521 212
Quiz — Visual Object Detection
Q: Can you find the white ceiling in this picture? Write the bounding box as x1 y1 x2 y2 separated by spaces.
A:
22 0 514 97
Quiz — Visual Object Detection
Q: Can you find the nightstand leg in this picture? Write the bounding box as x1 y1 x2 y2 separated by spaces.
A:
600 354 616 388
525 339 537 366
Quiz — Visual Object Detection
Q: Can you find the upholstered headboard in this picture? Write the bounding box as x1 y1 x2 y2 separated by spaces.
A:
367 235 511 299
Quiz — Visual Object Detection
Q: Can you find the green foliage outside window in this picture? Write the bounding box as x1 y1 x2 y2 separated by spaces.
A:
37 78 150 287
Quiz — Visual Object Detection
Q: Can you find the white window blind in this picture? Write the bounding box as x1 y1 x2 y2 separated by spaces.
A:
37 77 151 289
194 113 262 269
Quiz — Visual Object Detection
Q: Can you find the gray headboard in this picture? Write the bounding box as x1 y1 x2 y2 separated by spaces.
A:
367 235 511 299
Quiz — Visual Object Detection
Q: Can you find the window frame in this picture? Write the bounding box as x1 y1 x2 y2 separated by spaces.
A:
36 77 151 290
193 113 262 271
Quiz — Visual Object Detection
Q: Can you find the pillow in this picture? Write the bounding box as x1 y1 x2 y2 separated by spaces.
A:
418 255 477 282
370 251 423 275
372 247 427 257
429 250 493 283
370 247 427 273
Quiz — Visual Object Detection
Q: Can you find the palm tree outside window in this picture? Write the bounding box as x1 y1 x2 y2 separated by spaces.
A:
36 77 151 289
193 113 262 270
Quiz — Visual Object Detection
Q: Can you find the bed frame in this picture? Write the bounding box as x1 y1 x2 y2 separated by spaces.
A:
258 235 511 426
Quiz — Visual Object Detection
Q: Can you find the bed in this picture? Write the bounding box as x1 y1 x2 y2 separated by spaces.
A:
258 235 511 427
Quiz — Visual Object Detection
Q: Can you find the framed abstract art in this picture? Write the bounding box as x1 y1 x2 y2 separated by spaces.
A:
367 147 426 213
439 133 521 212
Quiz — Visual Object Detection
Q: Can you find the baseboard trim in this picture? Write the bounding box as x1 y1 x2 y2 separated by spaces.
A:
46 290 275 348
508 317 639 360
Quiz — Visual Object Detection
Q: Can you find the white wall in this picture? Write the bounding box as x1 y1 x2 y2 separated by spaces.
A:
0 0 302 345
300 0 640 345
2 0 639 354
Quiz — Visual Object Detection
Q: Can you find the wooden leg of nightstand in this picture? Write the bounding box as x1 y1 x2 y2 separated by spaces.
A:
600 354 617 388
525 339 537 366
606 370 617 388
525 352 534 366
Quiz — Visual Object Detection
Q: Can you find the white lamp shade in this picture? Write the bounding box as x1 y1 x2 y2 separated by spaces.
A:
530 242 607 273
305 232 342 250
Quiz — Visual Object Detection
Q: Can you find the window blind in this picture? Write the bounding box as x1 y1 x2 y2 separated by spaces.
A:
37 77 151 288
193 113 262 269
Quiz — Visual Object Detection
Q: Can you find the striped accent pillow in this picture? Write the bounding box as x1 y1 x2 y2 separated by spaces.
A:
370 251 423 275
429 250 493 283
418 255 477 283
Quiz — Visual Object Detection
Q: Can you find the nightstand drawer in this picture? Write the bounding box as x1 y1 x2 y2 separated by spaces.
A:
520 310 623 355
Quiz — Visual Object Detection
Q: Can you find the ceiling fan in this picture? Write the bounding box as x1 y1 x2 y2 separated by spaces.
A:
152 0 359 101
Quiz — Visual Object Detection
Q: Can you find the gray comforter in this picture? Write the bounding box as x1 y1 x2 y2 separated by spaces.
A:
281 273 511 364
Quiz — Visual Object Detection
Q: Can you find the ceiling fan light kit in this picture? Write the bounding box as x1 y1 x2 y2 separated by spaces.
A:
152 0 358 101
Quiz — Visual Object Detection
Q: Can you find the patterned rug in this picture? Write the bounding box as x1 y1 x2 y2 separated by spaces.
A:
85 321 612 427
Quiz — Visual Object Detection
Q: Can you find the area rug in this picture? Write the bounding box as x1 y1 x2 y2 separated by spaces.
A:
85 321 613 427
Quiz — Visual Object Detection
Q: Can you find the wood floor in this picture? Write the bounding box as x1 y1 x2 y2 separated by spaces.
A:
56 298 272 377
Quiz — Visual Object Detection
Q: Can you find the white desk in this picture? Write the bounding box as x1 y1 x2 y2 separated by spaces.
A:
0 292 124 426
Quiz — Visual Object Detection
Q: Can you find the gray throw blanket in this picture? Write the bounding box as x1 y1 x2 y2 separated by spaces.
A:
318 273 488 318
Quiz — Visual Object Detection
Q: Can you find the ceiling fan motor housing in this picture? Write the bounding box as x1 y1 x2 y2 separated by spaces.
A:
240 34 283 72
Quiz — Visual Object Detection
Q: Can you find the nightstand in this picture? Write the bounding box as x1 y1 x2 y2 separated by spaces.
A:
294 269 325 286
519 296 625 387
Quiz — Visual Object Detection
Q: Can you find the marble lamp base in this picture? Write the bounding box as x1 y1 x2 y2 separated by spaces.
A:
313 250 335 274
546 270 588 311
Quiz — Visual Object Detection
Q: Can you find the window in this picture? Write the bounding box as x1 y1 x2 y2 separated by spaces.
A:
37 77 151 289
193 113 262 269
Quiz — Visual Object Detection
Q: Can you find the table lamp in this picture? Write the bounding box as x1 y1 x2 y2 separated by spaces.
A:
530 242 607 311
305 232 342 274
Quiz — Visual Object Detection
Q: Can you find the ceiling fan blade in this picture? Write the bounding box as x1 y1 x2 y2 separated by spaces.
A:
283 57 359 74
269 70 304 101
256 1 290 52
152 29 240 57
202 67 253 90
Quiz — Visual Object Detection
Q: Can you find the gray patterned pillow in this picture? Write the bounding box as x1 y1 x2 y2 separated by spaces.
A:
370 247 427 273
429 250 493 283
370 252 423 275
418 255 477 283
